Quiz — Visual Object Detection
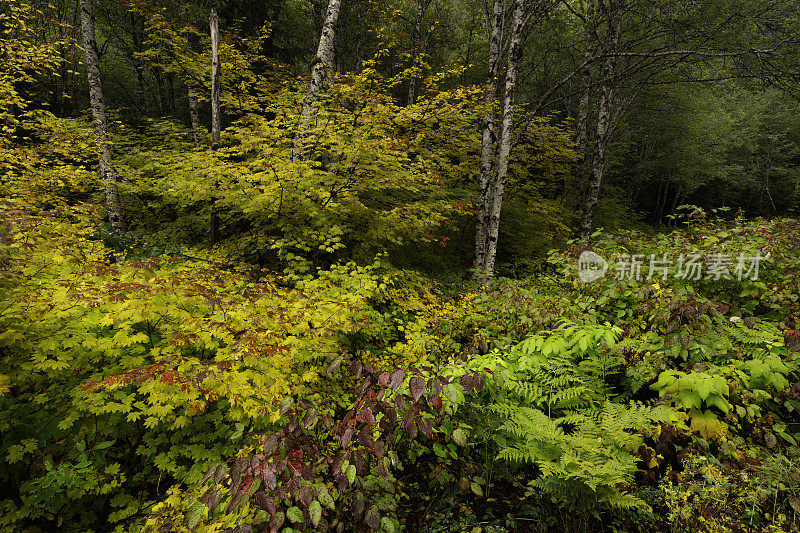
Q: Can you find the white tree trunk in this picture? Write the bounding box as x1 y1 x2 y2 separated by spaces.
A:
482 0 526 278
293 0 343 161
210 8 221 145
471 0 504 281
579 0 622 243
79 0 125 233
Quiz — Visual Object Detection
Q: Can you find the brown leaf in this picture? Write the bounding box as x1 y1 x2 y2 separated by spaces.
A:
460 374 475 394
353 492 365 516
227 489 246 514
200 464 220 486
254 492 276 514
410 376 426 402
341 425 354 448
377 371 390 387
262 468 277 490
358 426 374 451
299 484 315 507
365 504 380 530
213 464 228 484
263 434 279 457
389 369 406 391
473 371 487 392
357 409 376 427
348 361 363 378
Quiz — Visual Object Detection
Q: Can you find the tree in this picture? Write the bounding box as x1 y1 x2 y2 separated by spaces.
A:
578 0 621 243
210 7 221 146
181 2 203 149
79 0 125 233
407 0 433 106
293 0 343 161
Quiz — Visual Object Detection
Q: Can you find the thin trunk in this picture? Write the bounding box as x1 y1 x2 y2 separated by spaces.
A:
153 67 166 115
79 0 125 233
167 71 175 114
471 0 504 281
293 0 343 161
482 0 526 279
181 3 202 149
407 0 430 106
668 185 682 226
210 8 221 145
578 0 622 243
130 12 147 116
209 8 221 244
572 0 595 214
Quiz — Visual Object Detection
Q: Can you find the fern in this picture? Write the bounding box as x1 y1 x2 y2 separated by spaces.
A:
481 322 670 511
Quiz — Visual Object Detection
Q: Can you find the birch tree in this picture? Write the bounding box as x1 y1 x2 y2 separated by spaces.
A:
578 0 622 243
293 0 343 161
471 0 504 279
79 0 125 233
210 8 221 146
473 0 539 280
481 0 527 278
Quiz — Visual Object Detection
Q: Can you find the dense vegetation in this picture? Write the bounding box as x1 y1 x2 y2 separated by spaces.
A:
1 0 799 531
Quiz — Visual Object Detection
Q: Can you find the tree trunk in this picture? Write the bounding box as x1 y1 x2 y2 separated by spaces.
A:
471 0 504 281
293 0 343 161
181 3 202 149
482 0 526 279
578 0 622 243
572 0 596 214
407 0 431 106
129 11 147 117
210 8 221 145
79 0 125 233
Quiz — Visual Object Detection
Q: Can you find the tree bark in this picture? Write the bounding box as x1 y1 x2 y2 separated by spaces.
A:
471 0 504 281
572 0 596 214
407 0 431 106
482 0 526 278
578 0 622 243
79 0 125 233
293 0 343 161
210 8 221 145
181 3 202 149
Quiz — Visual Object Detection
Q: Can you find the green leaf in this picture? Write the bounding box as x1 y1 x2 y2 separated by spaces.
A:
309 500 322 527
346 464 357 484
380 516 397 533
286 506 304 524
470 482 483 497
452 428 467 447
184 502 206 530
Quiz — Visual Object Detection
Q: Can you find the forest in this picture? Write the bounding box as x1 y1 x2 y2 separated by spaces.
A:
1 0 800 531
